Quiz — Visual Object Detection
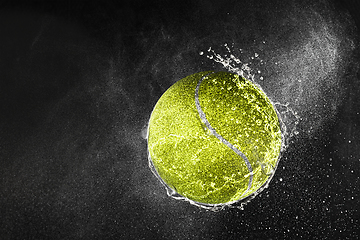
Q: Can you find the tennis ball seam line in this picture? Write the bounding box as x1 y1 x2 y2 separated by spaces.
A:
194 72 254 198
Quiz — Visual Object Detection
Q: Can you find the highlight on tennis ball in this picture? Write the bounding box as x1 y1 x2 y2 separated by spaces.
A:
147 71 282 208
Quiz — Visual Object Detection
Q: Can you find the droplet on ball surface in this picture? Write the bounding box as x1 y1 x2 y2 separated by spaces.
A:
147 71 282 207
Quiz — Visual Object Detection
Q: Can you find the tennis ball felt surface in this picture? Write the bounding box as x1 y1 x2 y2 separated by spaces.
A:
148 71 282 205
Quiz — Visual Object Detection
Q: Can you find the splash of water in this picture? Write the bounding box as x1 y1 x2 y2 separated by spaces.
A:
206 43 256 84
144 44 300 212
204 43 301 151
177 44 300 211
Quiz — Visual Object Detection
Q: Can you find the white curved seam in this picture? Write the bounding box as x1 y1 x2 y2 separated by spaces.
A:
195 73 253 198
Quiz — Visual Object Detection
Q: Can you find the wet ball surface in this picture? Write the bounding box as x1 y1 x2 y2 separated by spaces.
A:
148 71 282 204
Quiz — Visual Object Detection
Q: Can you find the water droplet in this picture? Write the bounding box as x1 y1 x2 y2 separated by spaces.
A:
259 162 274 176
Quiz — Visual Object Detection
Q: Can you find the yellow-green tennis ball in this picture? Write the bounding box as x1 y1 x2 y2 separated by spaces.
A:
147 71 282 205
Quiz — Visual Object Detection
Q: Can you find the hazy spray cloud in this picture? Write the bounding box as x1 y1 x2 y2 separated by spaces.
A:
0 0 359 239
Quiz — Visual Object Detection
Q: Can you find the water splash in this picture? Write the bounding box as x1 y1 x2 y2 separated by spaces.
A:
205 43 256 84
146 44 301 212
204 44 301 151
181 43 301 211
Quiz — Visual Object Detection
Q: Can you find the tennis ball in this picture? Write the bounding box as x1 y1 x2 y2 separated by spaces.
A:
147 71 282 205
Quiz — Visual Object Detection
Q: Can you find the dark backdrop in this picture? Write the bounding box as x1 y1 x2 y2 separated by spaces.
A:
0 0 359 239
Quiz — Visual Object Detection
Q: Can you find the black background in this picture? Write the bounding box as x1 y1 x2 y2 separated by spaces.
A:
1 0 360 239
